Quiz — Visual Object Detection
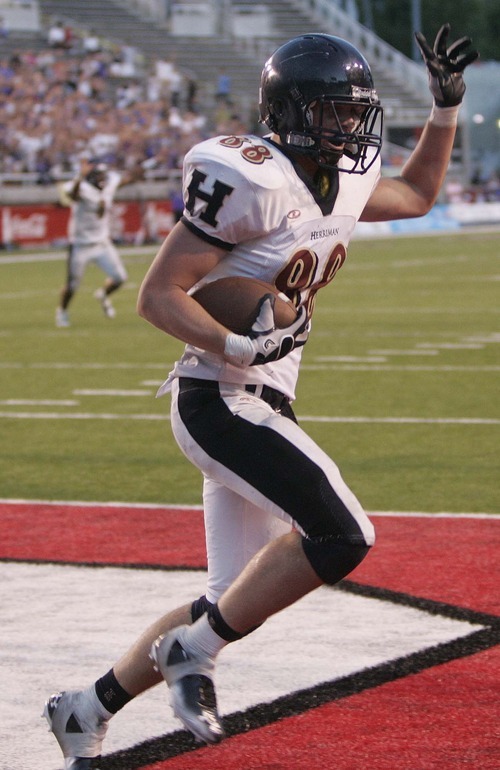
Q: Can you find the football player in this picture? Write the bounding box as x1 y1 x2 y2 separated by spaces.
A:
55 158 142 328
45 24 478 763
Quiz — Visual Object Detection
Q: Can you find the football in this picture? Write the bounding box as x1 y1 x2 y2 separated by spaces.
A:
191 276 297 335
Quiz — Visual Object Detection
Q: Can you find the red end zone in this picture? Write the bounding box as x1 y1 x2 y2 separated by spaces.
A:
1 501 498 615
0 501 207 567
2 502 499 770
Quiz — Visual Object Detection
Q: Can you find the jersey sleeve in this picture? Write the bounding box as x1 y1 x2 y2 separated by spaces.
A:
181 138 279 249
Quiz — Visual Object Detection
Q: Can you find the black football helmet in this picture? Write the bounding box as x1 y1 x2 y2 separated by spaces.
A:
259 33 383 174
86 163 108 189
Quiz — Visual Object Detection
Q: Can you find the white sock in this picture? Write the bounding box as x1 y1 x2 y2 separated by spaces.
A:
84 684 113 721
179 614 229 660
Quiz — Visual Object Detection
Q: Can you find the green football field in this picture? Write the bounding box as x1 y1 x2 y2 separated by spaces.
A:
1 230 498 513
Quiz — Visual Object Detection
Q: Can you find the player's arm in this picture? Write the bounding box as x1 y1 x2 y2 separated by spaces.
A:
137 220 308 366
137 220 231 356
66 158 92 201
361 23 478 222
139 147 308 366
360 120 456 220
117 164 144 188
66 177 83 202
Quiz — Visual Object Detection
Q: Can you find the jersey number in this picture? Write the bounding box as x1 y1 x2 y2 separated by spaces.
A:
219 136 273 165
275 243 347 317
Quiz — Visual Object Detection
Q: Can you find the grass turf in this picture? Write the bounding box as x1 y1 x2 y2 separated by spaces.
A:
0 231 498 511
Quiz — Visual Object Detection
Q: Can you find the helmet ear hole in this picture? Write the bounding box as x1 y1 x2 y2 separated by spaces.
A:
267 98 287 133
273 99 285 118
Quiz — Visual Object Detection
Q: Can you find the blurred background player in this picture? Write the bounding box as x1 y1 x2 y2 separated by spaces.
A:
55 158 142 328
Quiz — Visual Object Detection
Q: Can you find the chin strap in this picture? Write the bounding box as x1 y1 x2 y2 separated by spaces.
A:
286 131 315 148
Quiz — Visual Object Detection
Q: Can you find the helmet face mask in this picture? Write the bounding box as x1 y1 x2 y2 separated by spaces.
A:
259 34 383 174
86 163 108 189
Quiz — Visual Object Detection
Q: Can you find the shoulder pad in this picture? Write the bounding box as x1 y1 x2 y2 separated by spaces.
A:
185 135 288 192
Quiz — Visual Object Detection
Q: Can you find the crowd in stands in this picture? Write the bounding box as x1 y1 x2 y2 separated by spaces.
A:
445 170 500 204
0 22 250 184
1 20 498 203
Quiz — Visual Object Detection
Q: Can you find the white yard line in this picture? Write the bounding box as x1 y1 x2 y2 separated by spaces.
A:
1 499 498 518
368 349 439 356
301 364 500 371
0 246 154 265
0 361 169 369
0 498 204 510
0 399 79 406
72 389 153 396
1 361 500 373
0 411 167 420
0 411 498 425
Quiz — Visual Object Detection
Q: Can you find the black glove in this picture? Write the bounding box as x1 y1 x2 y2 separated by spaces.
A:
415 23 479 107
248 297 309 366
224 296 309 367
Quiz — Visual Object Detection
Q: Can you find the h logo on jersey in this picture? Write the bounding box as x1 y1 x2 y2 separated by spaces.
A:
186 169 234 227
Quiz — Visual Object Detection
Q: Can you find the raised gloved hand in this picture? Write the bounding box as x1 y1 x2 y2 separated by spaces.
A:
415 23 479 107
224 295 309 367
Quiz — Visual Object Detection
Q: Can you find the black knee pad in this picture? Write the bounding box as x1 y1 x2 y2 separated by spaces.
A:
191 594 213 622
302 537 371 585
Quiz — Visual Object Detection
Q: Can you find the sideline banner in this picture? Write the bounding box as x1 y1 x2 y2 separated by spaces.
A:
355 201 500 239
0 200 175 247
1 201 499 248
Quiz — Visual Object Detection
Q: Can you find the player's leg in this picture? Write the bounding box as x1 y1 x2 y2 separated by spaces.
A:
112 604 192 695
169 379 374 560
44 600 194 765
150 476 292 743
55 245 82 327
90 483 286 697
202 477 292 604
44 465 288 762
152 378 374 742
94 242 128 318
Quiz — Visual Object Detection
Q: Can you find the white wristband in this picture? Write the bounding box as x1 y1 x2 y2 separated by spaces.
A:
224 333 254 367
429 104 460 127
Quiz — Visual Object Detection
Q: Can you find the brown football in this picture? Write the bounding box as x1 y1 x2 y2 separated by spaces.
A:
191 276 297 335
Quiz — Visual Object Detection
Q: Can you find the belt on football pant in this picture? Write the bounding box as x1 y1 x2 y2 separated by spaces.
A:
178 377 290 413
244 383 290 412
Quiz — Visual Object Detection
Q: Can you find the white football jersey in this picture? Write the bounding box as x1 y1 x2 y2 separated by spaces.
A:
64 171 121 245
163 135 380 400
